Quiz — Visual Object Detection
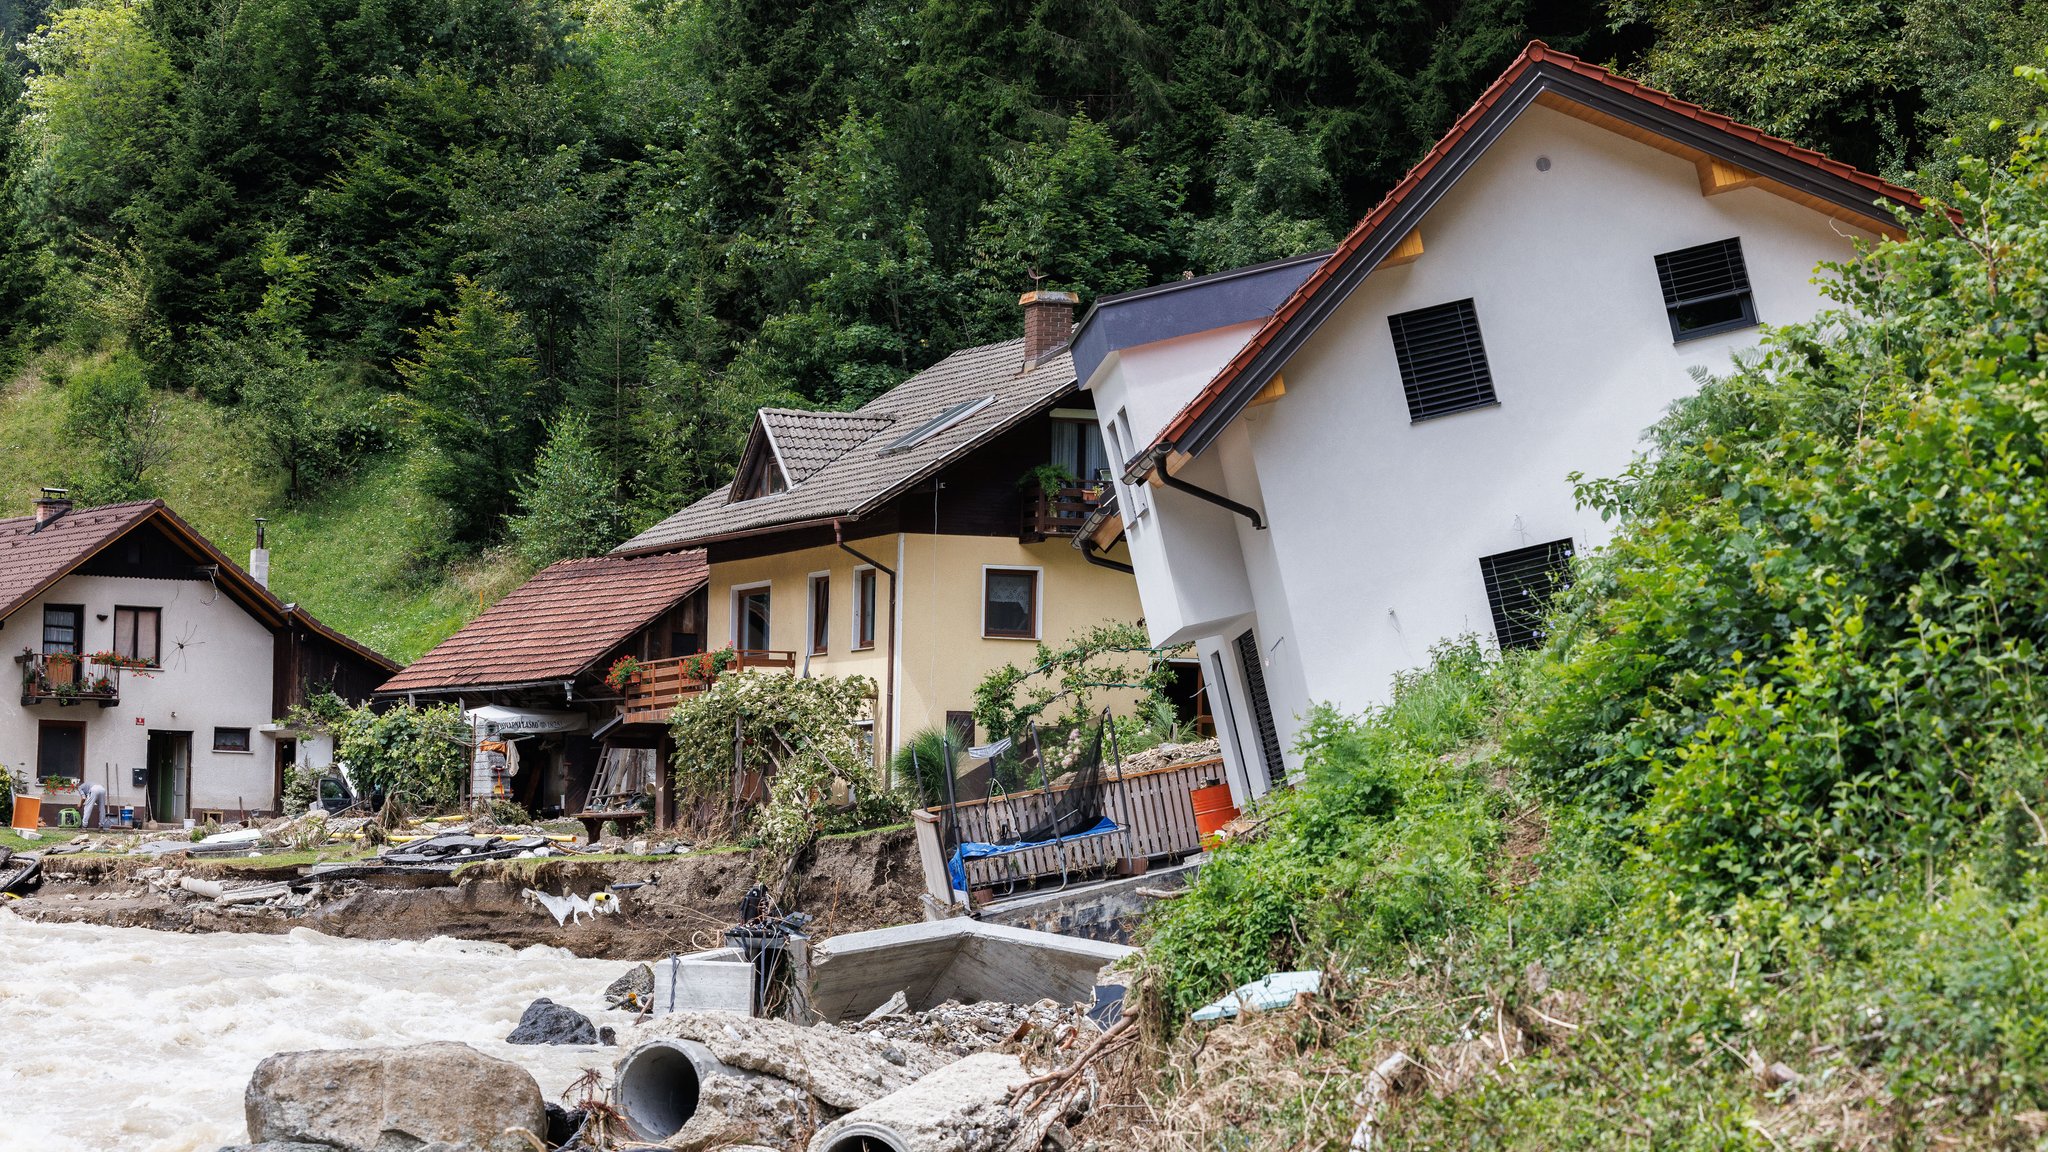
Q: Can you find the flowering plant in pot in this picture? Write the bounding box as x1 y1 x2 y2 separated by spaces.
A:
681 646 738 683
605 655 645 691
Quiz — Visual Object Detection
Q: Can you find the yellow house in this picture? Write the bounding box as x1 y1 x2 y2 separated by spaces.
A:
611 294 1143 756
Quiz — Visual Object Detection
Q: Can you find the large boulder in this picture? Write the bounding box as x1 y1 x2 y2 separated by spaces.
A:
244 1042 547 1152
506 997 598 1045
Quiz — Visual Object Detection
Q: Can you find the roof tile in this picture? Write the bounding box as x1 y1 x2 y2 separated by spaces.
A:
377 550 708 692
616 338 1072 552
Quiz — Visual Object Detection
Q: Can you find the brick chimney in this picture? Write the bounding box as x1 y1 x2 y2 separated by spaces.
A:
32 487 71 530
1021 289 1078 369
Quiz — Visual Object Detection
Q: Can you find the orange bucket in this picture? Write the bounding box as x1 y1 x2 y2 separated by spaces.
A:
1190 783 1238 848
11 795 41 832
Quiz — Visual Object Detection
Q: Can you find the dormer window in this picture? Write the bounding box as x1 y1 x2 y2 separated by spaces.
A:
735 451 787 501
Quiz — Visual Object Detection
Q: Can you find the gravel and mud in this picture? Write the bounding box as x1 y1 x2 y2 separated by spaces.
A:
8 828 924 958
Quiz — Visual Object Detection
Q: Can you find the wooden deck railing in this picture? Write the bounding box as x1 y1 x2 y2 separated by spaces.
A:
1020 485 1107 541
620 649 797 725
911 756 1224 903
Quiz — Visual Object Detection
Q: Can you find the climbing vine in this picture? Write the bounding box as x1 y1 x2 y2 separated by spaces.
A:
668 671 887 873
971 620 1190 740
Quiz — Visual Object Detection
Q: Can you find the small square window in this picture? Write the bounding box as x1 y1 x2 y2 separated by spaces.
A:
42 604 82 654
983 569 1039 639
1388 299 1497 421
1654 237 1755 341
1479 540 1576 650
114 606 161 666
213 727 253 753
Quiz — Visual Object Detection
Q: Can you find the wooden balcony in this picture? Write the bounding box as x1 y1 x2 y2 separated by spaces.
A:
17 652 123 708
1020 485 1108 541
619 648 797 725
911 756 1224 905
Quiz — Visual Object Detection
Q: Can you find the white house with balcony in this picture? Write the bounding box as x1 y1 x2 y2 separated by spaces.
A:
1067 41 1925 805
0 494 395 825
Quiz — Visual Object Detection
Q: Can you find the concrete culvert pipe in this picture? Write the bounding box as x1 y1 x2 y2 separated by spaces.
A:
809 1053 1031 1152
613 1037 722 1141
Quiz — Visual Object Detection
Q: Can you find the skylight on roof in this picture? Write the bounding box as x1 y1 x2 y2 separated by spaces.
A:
881 395 995 454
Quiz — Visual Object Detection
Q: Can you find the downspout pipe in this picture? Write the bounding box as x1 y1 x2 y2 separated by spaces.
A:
834 520 898 756
1078 537 1135 574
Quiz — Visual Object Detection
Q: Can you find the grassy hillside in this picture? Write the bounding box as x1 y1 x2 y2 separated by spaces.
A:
0 356 530 664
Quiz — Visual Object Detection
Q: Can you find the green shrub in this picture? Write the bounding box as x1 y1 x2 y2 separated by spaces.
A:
1142 640 1509 1017
281 766 319 815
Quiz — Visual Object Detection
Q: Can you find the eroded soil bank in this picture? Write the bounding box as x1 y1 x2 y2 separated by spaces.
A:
11 828 923 958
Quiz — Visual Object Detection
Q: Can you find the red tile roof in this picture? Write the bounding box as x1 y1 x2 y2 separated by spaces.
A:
1148 40 1927 458
378 550 708 692
0 500 161 620
0 498 396 672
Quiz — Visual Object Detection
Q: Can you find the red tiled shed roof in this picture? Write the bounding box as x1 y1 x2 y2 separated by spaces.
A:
1147 40 1928 461
377 550 708 693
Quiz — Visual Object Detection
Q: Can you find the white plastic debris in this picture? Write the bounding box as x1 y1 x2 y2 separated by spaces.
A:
1189 971 1322 1022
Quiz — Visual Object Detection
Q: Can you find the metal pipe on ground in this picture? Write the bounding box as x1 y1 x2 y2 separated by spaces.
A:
808 1053 1031 1152
611 1037 725 1142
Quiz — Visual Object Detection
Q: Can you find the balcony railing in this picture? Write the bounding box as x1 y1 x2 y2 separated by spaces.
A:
17 651 123 708
620 649 798 725
1021 484 1108 541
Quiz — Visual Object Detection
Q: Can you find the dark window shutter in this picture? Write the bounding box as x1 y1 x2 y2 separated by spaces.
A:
1480 540 1576 650
1654 238 1755 340
1388 299 1497 421
1233 629 1285 780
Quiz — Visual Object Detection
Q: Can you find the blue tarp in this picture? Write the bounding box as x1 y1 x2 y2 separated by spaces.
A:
946 815 1121 892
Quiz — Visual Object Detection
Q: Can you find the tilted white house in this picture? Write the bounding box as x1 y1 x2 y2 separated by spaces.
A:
1067 42 1924 804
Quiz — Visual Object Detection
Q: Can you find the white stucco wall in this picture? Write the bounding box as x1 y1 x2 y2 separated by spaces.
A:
3 573 281 819
1100 102 1882 795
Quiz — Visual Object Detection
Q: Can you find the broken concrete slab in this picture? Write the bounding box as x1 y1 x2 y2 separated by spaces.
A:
806 1052 1034 1152
806 918 1134 1024
650 947 755 1015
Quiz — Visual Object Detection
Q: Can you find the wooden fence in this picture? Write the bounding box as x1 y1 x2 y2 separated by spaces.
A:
911 756 1223 904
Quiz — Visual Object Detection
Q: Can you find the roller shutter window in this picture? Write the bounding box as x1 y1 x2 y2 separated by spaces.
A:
1388 299 1497 421
1480 539 1576 651
1233 629 1285 782
1655 237 1755 341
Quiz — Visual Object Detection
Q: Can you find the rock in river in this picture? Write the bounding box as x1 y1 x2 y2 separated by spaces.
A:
506 996 599 1045
243 1041 547 1152
604 962 654 1012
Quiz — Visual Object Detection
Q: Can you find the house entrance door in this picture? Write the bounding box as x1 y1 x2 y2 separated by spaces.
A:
146 731 191 824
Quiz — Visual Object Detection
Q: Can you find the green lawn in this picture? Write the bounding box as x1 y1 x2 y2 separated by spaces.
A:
0 355 531 663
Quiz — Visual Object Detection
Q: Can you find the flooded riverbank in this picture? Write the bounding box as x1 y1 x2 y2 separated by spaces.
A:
0 911 635 1152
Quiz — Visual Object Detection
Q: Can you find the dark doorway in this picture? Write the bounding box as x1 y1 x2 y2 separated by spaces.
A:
273 738 297 816
146 731 192 824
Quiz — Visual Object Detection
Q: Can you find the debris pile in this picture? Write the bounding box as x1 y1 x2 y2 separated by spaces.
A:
1117 736 1223 776
379 832 558 865
847 996 1101 1058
